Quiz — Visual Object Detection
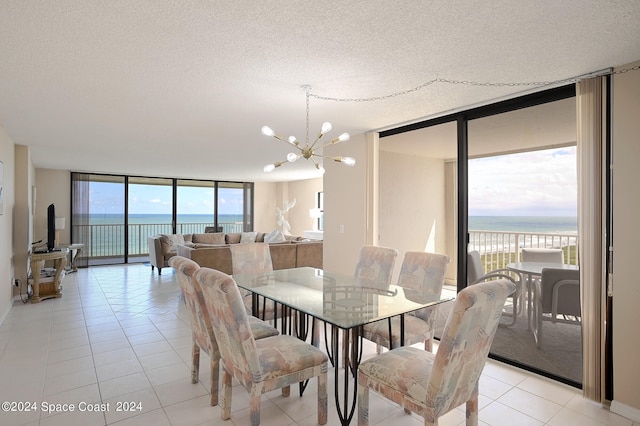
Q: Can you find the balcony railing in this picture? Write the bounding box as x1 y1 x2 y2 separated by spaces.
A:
74 222 245 259
469 230 579 270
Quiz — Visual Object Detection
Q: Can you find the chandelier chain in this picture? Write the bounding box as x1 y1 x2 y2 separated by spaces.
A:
308 65 640 103
305 86 310 145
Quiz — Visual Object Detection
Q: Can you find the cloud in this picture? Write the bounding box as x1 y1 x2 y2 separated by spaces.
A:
469 147 577 216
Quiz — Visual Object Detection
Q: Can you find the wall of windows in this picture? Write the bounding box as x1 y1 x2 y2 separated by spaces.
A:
71 173 253 265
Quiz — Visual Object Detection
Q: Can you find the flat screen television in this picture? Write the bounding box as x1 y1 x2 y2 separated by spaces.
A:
47 203 56 251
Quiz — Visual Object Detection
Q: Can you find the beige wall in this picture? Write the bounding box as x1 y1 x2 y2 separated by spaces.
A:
611 60 640 419
253 179 322 235
379 150 447 283
0 127 16 322
12 145 35 299
33 169 70 245
323 133 368 274
286 178 322 237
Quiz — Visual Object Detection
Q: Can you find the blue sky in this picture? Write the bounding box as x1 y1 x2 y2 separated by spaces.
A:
88 146 576 217
89 184 244 215
469 146 577 217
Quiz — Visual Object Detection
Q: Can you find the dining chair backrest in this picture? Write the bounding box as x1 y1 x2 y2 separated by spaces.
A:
196 267 261 387
427 278 515 417
521 248 564 264
354 245 399 286
170 256 214 352
399 251 449 321
230 242 273 275
466 250 486 285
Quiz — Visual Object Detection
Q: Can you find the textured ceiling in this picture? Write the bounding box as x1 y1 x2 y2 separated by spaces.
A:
1 1 639 182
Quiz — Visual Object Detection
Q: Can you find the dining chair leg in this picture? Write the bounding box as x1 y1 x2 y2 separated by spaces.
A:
220 370 232 420
209 354 219 406
191 341 200 384
249 389 261 426
318 372 328 425
357 382 369 426
424 339 433 352
466 384 479 426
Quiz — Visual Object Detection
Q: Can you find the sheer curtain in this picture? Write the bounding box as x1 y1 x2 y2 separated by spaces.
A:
71 172 90 269
576 76 607 402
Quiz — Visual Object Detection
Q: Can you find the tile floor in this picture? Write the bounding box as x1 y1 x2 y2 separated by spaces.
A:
0 264 636 426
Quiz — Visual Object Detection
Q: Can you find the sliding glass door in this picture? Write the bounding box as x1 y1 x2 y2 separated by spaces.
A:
176 179 215 234
72 173 254 265
128 177 173 263
76 174 126 265
467 97 581 386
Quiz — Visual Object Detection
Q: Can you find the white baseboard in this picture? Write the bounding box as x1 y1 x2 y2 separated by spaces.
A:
611 400 640 423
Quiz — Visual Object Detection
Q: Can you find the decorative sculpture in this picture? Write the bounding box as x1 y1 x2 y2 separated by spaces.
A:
276 199 296 235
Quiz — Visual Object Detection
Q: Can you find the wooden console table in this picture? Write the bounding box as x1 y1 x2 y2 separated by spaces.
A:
29 249 68 303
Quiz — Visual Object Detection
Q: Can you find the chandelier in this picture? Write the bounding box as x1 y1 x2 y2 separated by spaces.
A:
262 85 355 174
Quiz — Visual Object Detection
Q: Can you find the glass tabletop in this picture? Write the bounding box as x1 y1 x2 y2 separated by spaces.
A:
233 267 456 329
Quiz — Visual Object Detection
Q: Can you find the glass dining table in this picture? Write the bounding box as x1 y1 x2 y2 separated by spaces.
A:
233 266 456 426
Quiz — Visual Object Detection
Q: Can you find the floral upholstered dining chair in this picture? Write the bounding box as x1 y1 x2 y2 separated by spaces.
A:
362 251 450 353
358 279 515 426
195 267 328 426
353 245 399 286
169 256 278 406
229 242 276 320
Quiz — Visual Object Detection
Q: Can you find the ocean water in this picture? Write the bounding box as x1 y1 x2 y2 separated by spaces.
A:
88 213 242 225
468 216 577 233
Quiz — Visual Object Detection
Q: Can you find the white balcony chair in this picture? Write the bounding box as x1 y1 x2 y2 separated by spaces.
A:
467 250 522 326
533 267 580 347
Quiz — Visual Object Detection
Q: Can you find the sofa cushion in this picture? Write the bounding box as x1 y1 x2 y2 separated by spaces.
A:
256 232 266 242
240 232 257 243
191 243 229 249
159 234 185 253
226 233 242 244
193 233 225 245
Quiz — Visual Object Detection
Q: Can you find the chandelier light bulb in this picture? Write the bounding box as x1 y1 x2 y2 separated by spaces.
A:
334 156 357 166
261 126 275 137
338 133 350 142
321 122 332 134
287 152 298 162
263 163 276 173
288 136 297 145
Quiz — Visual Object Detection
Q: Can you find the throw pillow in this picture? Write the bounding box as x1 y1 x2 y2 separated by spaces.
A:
159 234 185 253
240 232 257 243
264 230 286 243
226 233 241 244
192 233 225 245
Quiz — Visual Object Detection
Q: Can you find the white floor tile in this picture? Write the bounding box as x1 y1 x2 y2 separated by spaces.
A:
0 264 633 426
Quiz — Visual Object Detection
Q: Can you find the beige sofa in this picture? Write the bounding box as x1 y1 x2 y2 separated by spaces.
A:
148 232 322 275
